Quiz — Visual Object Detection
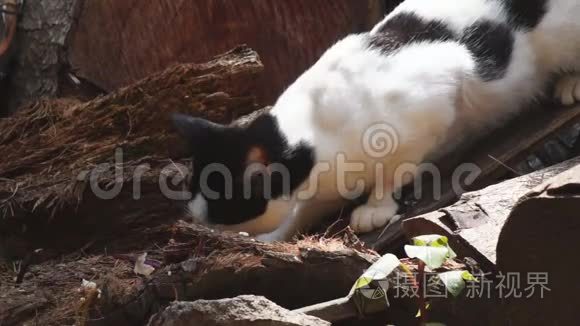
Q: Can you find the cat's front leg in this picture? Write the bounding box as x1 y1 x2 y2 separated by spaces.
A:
350 185 398 234
254 227 290 243
254 197 346 243
555 74 580 106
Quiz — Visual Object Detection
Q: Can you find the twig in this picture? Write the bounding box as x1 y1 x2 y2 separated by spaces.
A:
294 297 355 323
487 155 522 176
1 182 19 204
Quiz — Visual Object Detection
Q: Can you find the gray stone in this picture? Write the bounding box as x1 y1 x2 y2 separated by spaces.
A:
148 295 330 326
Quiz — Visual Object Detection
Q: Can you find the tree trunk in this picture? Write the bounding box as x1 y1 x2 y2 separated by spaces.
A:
0 0 77 115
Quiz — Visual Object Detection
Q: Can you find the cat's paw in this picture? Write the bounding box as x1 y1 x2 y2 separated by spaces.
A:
350 204 397 233
554 74 580 106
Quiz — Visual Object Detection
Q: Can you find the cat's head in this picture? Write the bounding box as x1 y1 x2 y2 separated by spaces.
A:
171 112 314 226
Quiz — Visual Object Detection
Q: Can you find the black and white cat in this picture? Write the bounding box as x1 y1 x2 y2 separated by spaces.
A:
173 0 580 242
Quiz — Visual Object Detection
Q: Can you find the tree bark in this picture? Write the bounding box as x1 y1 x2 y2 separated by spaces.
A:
0 46 262 258
0 221 378 326
0 0 77 114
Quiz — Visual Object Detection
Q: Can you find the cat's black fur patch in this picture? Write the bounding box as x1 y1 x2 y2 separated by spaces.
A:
501 0 548 29
460 20 514 81
368 12 455 55
172 113 314 225
369 12 516 82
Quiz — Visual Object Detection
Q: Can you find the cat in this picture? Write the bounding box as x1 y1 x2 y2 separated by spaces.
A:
172 0 580 242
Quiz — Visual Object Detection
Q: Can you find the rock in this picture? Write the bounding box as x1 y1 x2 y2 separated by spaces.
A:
148 295 330 326
495 162 580 326
403 156 580 272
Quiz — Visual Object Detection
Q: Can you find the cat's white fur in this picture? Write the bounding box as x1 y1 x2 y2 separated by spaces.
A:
192 0 580 241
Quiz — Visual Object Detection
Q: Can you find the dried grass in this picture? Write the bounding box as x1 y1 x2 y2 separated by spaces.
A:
0 46 263 255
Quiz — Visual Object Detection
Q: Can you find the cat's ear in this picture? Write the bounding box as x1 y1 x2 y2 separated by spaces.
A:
246 146 269 166
244 113 284 164
246 113 279 139
171 113 222 152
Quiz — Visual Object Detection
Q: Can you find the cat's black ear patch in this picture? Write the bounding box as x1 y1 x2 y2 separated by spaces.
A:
247 113 279 138
246 113 286 159
171 113 222 149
